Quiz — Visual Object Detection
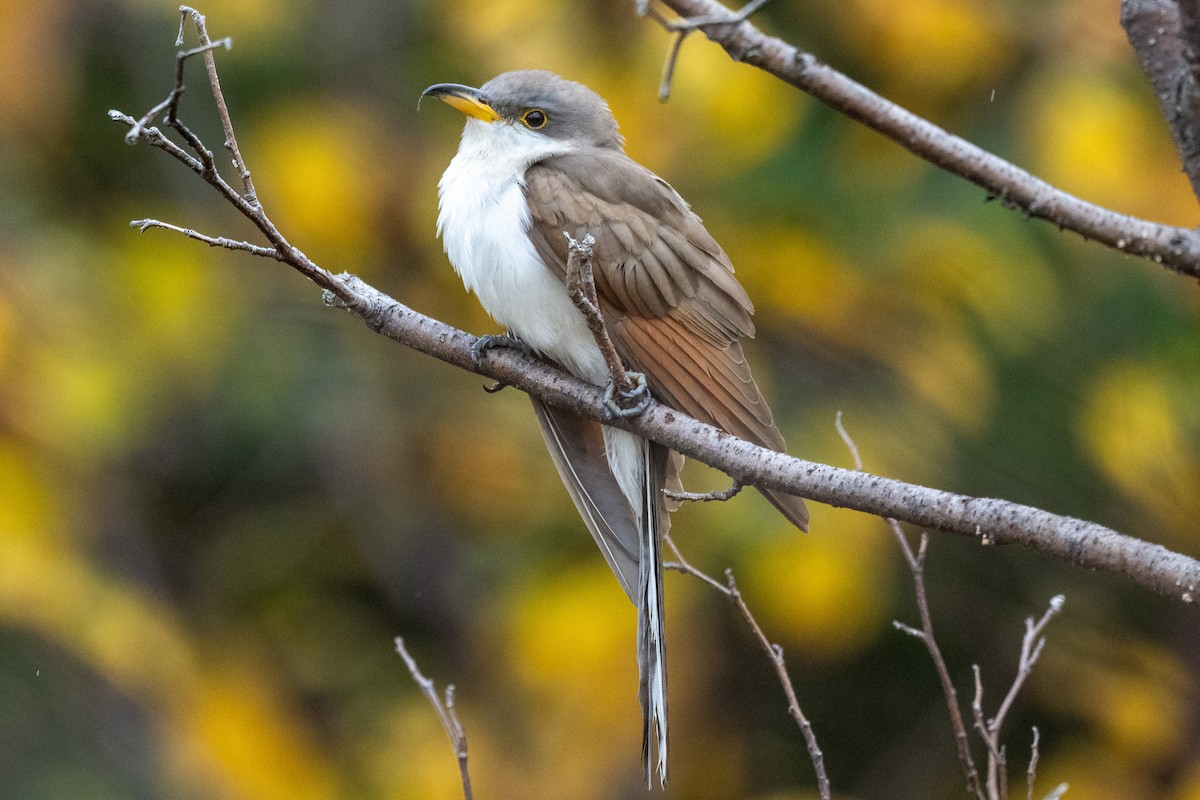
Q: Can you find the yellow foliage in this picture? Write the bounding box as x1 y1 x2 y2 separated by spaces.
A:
507 564 635 697
665 44 805 169
177 667 341 800
117 229 235 375
0 442 57 546
247 101 390 269
1174 762 1200 800
1079 360 1200 541
1028 68 1199 226
841 0 1013 99
1042 630 1191 767
364 702 470 800
902 220 1059 356
24 337 126 456
742 507 889 660
1038 742 1154 800
425 400 567 532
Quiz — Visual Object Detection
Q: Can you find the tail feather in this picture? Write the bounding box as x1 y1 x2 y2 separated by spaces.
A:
638 440 669 788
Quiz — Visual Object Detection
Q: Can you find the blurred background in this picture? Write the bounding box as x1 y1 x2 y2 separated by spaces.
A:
1 0 1198 798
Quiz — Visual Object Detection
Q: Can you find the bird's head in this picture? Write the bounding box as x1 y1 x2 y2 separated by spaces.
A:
421 70 624 151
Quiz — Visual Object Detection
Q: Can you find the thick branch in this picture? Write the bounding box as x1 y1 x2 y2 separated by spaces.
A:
217 267 1199 605
648 0 1200 281
1122 0 1200 200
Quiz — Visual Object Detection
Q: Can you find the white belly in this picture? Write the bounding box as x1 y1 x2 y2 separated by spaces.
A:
436 120 646 513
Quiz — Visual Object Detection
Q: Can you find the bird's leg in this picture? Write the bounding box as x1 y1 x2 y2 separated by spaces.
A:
563 232 651 419
665 479 744 504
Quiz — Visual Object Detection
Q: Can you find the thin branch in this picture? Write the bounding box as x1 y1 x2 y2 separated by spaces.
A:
839 414 984 799
1043 782 1070 799
178 6 258 204
111 12 1200 603
971 664 1007 800
989 597 1065 738
1027 726 1040 800
645 0 1200 281
563 233 632 391
663 536 831 800
972 595 1065 800
130 218 282 258
664 478 743 503
395 638 474 800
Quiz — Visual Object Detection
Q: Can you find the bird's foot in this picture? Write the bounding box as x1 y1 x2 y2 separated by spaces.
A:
603 372 652 419
470 333 532 366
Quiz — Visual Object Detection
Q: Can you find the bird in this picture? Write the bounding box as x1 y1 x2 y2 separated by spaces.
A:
422 70 808 787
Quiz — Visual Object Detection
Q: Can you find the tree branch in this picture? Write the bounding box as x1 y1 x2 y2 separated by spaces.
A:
1122 0 1200 201
645 0 1200 281
111 11 1200 605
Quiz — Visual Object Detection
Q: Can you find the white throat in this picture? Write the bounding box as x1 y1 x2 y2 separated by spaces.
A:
435 119 609 383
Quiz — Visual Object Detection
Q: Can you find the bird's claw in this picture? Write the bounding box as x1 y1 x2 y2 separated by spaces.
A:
471 333 531 365
603 372 652 419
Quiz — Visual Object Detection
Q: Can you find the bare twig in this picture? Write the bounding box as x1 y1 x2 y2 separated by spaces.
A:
112 10 1200 602
562 233 630 390
644 0 1200 280
562 233 652 417
839 413 984 799
179 6 258 204
122 38 230 144
1027 726 1040 800
971 665 1007 799
1043 782 1070 799
395 638 474 800
664 479 743 503
971 595 1065 799
643 0 773 100
130 218 282 258
989 597 1065 738
663 536 831 800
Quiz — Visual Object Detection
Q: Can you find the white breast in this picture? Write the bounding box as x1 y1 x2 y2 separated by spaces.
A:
436 120 609 385
436 120 646 517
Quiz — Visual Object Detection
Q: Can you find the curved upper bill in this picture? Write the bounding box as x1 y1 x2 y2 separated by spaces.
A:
421 83 500 122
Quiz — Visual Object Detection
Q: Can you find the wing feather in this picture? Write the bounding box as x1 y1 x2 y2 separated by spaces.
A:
523 149 808 532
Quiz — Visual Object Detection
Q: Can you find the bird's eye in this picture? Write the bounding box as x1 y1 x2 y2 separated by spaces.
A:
521 109 548 129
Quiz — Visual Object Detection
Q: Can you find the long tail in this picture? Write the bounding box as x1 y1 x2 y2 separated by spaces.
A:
638 440 669 788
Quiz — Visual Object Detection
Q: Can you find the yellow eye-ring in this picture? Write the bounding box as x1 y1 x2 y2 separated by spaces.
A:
521 109 548 129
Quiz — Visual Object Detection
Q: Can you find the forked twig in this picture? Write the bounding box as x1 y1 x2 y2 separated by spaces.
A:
640 0 774 100
178 6 258 203
395 637 474 800
974 596 1065 799
663 535 831 800
130 218 282 258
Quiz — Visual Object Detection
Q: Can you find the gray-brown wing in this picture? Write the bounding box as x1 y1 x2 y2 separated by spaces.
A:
524 151 809 532
529 396 641 601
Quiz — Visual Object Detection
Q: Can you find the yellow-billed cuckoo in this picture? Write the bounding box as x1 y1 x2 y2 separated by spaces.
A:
423 70 809 787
